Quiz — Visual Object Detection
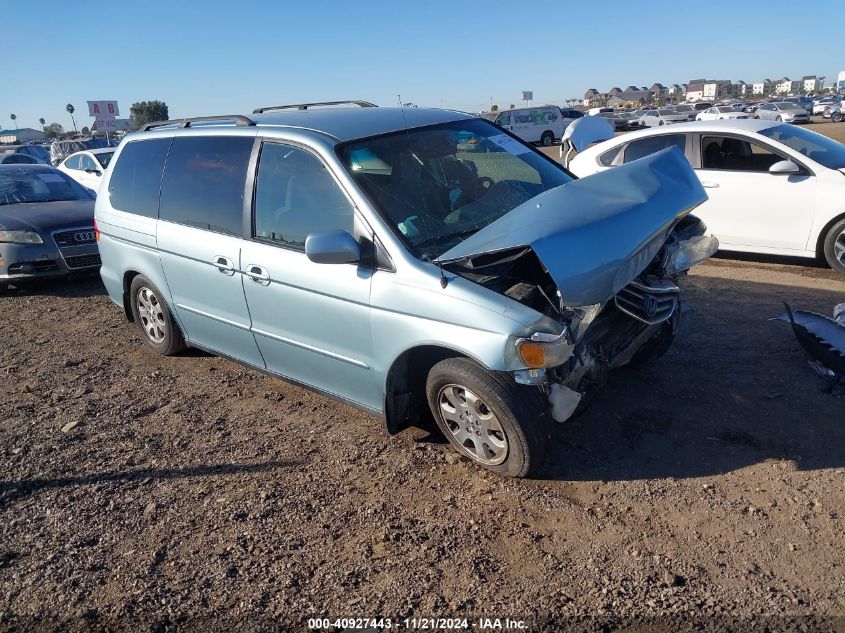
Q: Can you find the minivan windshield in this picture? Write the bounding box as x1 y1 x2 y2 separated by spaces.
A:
758 124 845 170
0 168 94 206
338 119 573 261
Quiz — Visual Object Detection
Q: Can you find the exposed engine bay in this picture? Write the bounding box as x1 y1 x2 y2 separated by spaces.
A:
443 214 718 419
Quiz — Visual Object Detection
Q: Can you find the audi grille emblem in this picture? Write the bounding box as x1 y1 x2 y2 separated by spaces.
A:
74 231 96 242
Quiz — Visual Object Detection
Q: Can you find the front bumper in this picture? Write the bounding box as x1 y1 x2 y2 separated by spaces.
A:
0 228 100 282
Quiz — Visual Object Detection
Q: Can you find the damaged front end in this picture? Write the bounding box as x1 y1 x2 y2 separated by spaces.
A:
437 148 717 421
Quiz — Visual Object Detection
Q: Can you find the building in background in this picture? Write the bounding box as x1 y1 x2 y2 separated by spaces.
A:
775 78 801 95
0 128 45 144
686 81 705 102
802 75 823 94
752 79 773 95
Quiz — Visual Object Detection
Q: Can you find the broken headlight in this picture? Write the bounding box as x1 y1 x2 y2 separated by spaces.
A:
515 330 573 368
663 234 719 276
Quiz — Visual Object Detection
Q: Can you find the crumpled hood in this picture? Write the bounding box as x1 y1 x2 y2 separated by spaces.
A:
0 200 95 233
437 147 707 306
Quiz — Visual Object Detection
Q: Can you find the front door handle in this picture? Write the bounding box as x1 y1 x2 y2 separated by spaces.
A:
701 181 720 189
245 264 270 285
212 255 235 275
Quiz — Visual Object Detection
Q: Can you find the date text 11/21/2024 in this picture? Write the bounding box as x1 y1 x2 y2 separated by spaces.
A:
307 617 528 630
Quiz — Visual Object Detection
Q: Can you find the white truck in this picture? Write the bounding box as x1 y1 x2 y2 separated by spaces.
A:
492 106 565 146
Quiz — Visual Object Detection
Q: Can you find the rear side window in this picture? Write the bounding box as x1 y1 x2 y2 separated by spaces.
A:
623 134 686 163
108 139 171 218
598 146 622 166
159 136 253 236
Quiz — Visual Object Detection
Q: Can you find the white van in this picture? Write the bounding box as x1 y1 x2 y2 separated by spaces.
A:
492 106 564 146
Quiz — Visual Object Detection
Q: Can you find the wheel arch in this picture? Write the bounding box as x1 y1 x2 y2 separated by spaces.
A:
383 344 486 435
122 270 141 322
814 211 845 262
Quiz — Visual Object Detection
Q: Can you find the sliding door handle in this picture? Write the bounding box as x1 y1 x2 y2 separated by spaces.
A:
212 255 235 275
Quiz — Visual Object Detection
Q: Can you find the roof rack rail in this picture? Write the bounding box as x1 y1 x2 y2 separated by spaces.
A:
140 115 256 132
252 100 377 114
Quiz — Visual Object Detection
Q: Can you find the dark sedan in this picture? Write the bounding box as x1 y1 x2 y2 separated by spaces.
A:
0 165 99 289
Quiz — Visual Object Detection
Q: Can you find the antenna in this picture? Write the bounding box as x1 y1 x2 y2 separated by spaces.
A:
397 94 449 289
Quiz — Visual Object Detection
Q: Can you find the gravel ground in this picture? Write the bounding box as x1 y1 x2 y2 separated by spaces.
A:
1 257 844 633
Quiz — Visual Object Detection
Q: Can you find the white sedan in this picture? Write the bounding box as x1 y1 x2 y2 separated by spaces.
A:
568 119 845 274
638 109 689 127
56 148 115 192
696 106 749 121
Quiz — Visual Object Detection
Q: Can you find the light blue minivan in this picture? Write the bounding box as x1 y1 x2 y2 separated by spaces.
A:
95 101 714 477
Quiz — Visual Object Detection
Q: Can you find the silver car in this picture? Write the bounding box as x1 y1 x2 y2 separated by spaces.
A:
95 102 713 477
755 102 810 123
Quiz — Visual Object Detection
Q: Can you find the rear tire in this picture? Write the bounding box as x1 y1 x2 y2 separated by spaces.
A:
426 358 550 477
833 112 843 123
540 131 554 146
129 275 187 355
776 115 782 122
658 120 665 126
822 218 845 275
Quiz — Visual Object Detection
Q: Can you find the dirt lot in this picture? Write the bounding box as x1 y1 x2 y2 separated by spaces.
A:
1 254 844 632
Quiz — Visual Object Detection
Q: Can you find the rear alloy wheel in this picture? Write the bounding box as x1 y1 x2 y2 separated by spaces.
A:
658 120 665 126
822 218 845 275
129 275 186 355
833 112 843 123
776 115 782 122
426 358 550 477
540 131 554 146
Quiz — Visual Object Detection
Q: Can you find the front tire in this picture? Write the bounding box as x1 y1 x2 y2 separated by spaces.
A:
540 131 554 146
129 275 187 355
833 112 844 123
426 358 550 477
822 218 845 275
776 115 782 122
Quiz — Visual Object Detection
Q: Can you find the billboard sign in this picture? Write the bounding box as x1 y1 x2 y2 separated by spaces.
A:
521 91 533 101
87 101 120 117
94 118 133 131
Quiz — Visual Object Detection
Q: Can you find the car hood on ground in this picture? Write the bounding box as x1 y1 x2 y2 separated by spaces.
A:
436 148 707 306
0 200 96 233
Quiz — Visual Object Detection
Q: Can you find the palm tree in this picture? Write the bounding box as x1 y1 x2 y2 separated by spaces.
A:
10 113 17 130
66 103 77 132
38 117 45 131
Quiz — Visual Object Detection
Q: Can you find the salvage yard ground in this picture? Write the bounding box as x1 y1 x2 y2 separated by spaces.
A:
1 117 844 630
1 260 844 630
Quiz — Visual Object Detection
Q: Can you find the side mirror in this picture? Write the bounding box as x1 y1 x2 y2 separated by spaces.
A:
769 160 800 175
305 230 361 265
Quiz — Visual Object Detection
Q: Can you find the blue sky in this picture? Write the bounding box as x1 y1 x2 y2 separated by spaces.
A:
3 0 841 131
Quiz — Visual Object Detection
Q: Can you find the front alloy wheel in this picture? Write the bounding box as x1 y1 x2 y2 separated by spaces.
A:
426 357 550 477
437 384 508 465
